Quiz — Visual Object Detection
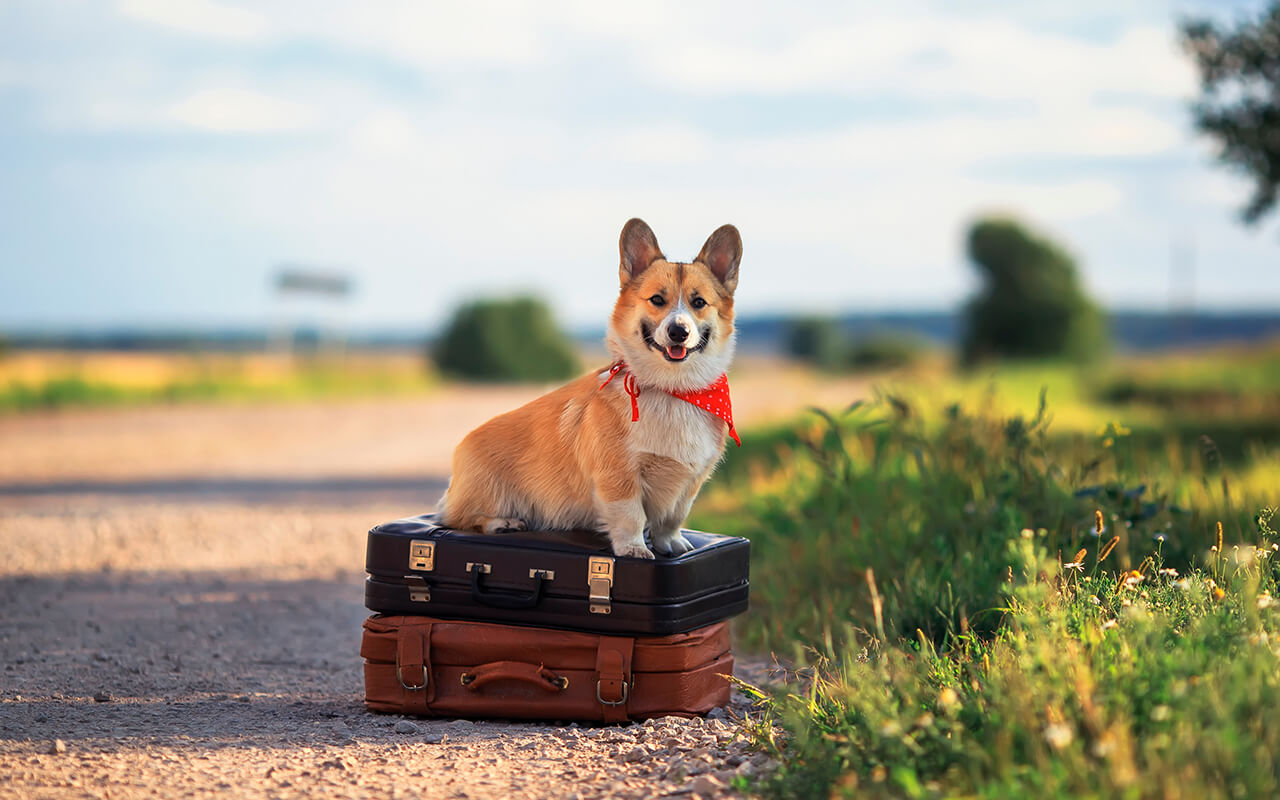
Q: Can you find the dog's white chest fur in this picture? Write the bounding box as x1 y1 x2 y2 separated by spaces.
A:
629 390 724 470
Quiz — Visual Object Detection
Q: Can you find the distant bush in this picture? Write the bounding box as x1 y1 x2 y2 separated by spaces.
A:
845 332 926 371
786 318 926 372
961 216 1107 365
433 296 580 382
784 317 847 371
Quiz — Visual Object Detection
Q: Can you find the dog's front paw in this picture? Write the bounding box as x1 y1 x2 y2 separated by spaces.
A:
481 517 528 534
613 541 655 560
652 532 695 557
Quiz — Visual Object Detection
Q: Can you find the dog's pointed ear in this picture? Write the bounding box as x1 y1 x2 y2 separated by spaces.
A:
696 224 742 293
619 218 664 286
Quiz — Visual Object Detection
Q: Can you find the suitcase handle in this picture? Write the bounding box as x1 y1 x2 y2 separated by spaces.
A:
470 568 547 610
460 661 569 692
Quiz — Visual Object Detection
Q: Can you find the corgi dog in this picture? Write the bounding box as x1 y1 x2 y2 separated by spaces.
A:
436 218 742 559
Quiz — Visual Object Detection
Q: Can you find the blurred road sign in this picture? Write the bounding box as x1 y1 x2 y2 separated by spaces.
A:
275 267 353 298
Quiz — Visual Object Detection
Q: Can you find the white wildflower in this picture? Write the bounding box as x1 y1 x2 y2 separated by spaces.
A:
1043 723 1074 750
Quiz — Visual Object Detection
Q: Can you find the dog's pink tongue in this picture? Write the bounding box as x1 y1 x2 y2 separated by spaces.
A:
666 345 687 360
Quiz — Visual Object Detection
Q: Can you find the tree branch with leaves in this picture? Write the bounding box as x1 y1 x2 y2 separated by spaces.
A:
1181 3 1280 226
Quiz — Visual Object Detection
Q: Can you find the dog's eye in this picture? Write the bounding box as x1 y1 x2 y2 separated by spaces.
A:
691 297 707 310
649 295 666 307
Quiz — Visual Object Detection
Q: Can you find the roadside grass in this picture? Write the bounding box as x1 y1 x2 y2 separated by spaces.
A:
741 523 1280 798
0 351 438 412
692 352 1280 798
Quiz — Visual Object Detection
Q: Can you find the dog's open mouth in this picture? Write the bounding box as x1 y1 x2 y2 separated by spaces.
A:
641 322 710 363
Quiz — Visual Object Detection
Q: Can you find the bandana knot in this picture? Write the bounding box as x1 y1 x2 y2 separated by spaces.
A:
599 362 741 447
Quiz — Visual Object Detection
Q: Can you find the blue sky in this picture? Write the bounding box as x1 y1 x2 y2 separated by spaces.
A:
1 0 1276 333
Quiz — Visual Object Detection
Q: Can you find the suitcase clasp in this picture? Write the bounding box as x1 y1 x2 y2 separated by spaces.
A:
588 556 614 615
404 574 431 603
408 540 435 571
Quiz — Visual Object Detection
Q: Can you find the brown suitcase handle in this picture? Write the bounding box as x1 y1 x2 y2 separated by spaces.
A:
459 661 570 692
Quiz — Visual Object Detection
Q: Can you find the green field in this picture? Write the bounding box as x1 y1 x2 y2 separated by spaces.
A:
0 350 439 412
694 346 1280 799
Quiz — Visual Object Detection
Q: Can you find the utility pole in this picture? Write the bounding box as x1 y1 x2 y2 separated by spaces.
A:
1170 232 1196 346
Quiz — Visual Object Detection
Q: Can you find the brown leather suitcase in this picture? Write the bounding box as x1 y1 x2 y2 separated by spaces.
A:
361 615 733 722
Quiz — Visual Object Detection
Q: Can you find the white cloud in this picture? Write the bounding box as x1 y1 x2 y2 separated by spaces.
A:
167 87 314 133
348 111 422 159
601 125 713 165
729 105 1182 175
286 2 550 70
645 15 1197 105
966 179 1126 221
117 0 268 41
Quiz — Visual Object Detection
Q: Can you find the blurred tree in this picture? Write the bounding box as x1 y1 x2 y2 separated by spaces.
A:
785 316 846 370
961 217 1107 365
433 296 580 382
1181 3 1280 225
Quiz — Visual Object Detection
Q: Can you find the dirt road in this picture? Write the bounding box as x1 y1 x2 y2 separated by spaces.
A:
0 367 863 798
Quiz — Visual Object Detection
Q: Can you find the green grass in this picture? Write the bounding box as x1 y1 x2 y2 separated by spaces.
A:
692 353 1280 799
741 523 1280 798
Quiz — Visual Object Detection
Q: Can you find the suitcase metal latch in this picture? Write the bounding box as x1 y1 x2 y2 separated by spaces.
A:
588 556 614 615
408 540 435 572
404 574 431 603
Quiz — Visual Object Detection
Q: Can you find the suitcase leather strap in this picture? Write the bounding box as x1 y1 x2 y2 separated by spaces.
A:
594 636 634 723
395 621 434 713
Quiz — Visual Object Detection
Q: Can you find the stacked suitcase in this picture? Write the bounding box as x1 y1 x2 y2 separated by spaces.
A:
360 514 750 722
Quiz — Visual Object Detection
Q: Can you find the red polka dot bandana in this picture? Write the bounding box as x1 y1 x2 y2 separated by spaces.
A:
600 362 741 447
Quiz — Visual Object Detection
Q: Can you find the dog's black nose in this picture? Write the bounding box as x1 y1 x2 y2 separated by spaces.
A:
668 323 689 343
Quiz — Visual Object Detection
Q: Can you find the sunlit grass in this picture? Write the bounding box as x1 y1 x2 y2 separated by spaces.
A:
693 347 1280 798
0 350 439 411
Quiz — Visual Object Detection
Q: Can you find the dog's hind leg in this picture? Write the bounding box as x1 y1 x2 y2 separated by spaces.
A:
435 480 527 534
478 516 528 534
440 502 528 534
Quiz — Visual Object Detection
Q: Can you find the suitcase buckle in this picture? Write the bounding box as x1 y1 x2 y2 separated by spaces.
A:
396 665 428 691
588 557 614 615
596 679 629 706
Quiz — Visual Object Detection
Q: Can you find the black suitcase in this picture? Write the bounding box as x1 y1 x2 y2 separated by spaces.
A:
364 514 749 635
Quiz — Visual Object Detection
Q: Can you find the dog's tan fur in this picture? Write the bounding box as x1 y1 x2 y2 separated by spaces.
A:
436 218 742 558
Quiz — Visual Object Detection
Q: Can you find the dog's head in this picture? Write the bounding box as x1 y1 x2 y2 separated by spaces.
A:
606 218 741 392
